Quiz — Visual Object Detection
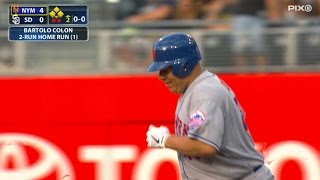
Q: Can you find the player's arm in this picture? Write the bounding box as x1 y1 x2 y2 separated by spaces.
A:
165 135 218 157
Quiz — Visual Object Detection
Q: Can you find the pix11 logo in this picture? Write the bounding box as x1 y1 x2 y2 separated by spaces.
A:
288 4 313 12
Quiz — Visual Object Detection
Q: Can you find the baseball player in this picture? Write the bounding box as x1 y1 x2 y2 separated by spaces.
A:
146 33 274 180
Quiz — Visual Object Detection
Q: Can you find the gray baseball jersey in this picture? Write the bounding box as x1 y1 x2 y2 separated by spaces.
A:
175 69 265 180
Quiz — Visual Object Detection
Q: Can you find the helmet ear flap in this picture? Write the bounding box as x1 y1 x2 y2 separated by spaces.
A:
180 62 188 72
172 59 195 78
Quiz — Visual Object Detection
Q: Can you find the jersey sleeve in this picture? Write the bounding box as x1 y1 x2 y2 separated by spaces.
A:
187 97 225 152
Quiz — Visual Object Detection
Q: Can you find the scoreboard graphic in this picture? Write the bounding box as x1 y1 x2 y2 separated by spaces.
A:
8 4 89 41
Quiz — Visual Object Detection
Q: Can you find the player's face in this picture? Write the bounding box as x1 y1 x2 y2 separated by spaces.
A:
158 66 189 94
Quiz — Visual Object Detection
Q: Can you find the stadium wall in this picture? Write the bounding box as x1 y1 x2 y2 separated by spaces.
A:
0 73 319 180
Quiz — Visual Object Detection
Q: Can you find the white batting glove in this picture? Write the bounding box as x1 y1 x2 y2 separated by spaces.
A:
146 125 169 148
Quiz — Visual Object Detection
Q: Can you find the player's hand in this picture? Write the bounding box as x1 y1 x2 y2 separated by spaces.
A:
146 125 169 148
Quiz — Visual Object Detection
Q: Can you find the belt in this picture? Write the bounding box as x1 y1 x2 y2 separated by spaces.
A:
253 165 263 172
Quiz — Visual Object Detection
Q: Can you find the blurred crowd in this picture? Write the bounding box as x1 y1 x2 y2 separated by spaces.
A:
114 0 320 24
112 0 320 68
1 0 319 24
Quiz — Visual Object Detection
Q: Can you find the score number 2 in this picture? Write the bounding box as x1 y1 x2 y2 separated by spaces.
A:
65 15 71 23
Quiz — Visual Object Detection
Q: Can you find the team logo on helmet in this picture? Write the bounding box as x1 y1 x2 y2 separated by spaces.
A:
152 48 156 61
188 111 206 130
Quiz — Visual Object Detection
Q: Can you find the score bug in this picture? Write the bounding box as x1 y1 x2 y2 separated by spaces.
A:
8 4 89 42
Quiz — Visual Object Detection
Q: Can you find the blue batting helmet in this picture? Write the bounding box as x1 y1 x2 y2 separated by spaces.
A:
147 33 202 78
